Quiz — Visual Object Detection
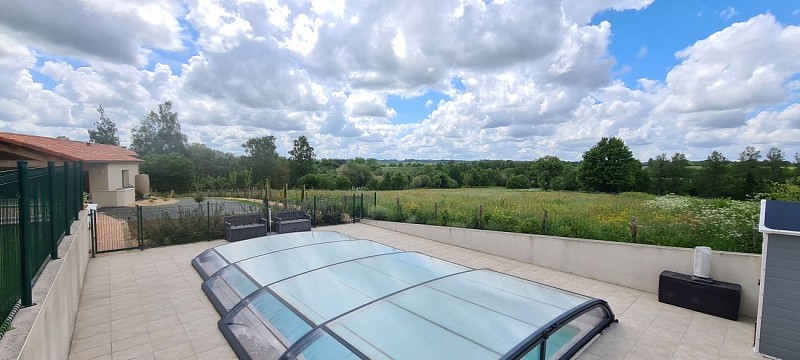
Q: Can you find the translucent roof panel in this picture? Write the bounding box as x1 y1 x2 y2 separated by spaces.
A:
212 248 616 360
202 240 399 315
191 231 354 279
270 252 469 324
324 270 599 359
219 252 469 358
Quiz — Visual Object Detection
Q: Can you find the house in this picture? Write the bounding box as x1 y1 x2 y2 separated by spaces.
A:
0 131 143 208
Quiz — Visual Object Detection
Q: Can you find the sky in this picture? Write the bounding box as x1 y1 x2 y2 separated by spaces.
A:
0 0 798 161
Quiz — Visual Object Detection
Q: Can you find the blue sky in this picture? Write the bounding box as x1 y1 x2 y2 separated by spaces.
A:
594 0 800 88
0 0 799 160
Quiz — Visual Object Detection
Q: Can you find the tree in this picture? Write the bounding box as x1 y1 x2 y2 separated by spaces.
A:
130 101 187 156
647 154 668 195
506 175 531 189
185 143 237 179
732 146 764 199
338 162 373 188
531 156 564 190
140 154 194 193
242 135 280 185
88 105 120 145
577 137 639 193
288 135 315 185
697 151 730 198
764 147 788 184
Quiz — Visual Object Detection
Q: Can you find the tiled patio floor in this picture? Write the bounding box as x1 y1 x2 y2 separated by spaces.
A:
68 223 763 360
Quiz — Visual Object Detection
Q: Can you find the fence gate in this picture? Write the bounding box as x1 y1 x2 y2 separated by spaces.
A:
90 206 143 255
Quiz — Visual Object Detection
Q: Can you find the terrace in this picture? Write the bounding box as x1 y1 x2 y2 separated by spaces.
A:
53 222 761 360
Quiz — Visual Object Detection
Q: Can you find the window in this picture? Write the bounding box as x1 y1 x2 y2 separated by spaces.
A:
122 170 130 188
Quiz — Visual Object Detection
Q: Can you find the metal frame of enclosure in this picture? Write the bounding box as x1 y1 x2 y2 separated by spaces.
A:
193 231 616 360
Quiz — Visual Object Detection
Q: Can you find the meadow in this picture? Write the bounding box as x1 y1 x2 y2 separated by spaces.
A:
290 188 762 253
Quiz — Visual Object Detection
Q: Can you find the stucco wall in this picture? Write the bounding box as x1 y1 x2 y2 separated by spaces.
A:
105 162 139 190
0 212 90 360
91 188 135 208
363 220 762 317
84 163 108 192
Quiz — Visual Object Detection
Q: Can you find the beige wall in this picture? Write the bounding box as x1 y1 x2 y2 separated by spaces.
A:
85 162 140 192
84 163 108 192
91 188 135 208
105 162 139 190
0 212 90 360
86 162 139 207
363 220 762 318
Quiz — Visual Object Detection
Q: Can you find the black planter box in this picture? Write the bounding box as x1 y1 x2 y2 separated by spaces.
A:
658 270 741 321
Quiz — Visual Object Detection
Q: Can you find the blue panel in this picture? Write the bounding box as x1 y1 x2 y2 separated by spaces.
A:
764 200 800 232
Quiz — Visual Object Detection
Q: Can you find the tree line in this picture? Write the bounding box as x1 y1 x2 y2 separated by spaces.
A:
88 101 800 201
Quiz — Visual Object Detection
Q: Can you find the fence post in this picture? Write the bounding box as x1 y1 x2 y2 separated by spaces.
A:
396 197 400 216
477 204 483 229
64 161 71 235
630 217 638 243
207 201 211 241
47 161 59 260
352 194 356 223
312 196 317 228
137 205 144 250
360 193 364 219
434 201 438 221
17 161 33 307
541 210 548 233
374 192 377 207
90 209 96 258
77 161 83 217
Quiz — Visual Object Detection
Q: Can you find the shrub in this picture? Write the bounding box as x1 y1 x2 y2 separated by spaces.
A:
506 175 531 189
143 204 223 246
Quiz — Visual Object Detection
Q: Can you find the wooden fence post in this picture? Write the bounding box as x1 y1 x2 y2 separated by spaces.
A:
630 217 638 243
541 210 548 232
477 204 483 229
434 201 438 220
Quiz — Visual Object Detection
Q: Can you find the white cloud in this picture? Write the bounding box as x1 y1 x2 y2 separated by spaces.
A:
0 1 798 161
0 0 184 65
657 14 800 114
720 7 737 20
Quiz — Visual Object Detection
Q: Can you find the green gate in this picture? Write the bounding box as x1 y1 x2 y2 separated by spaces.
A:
90 206 143 255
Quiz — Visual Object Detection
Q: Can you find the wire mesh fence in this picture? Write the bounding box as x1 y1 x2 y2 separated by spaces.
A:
0 161 83 334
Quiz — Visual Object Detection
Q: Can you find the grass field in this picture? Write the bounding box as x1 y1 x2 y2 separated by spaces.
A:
295 188 762 253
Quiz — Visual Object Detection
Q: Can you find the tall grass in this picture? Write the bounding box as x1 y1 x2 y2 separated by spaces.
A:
302 188 761 253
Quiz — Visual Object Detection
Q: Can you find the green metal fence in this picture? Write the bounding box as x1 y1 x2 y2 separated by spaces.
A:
0 161 83 336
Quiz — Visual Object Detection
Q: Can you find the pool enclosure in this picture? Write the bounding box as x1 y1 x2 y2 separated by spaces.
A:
191 231 355 280
193 231 616 360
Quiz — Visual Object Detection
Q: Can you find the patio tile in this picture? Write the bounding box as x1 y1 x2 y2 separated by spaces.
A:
69 343 111 360
153 342 195 360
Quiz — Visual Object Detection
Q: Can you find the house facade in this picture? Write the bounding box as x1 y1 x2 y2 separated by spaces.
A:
0 131 143 208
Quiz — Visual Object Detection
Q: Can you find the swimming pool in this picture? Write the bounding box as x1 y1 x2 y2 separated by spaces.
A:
193 231 615 359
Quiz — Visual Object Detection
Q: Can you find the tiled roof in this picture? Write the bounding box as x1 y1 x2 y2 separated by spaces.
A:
0 131 142 163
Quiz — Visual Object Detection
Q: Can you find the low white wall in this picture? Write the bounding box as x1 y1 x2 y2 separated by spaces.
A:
91 188 135 208
0 212 91 360
363 220 762 317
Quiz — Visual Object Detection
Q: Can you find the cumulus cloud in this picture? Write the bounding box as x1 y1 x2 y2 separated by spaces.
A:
0 0 184 65
657 14 800 114
0 1 798 161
